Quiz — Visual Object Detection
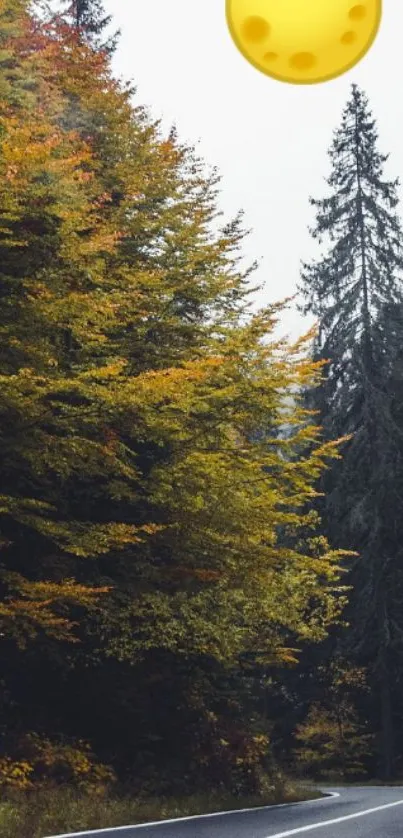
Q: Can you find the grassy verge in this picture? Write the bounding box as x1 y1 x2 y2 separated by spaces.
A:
0 781 322 838
329 779 403 787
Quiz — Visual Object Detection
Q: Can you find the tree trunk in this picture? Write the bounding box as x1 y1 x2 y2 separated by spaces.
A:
379 664 393 781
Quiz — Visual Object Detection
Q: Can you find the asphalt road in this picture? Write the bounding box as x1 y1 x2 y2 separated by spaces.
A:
49 786 403 838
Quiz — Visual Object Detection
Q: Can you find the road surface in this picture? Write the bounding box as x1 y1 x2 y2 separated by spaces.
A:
48 786 403 838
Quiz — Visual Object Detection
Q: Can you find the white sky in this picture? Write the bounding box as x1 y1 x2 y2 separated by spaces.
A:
103 1 402 341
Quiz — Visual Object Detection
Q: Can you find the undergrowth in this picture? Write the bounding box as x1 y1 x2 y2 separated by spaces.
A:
0 780 321 838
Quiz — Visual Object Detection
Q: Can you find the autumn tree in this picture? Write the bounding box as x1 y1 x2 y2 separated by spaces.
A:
294 661 373 780
0 0 347 793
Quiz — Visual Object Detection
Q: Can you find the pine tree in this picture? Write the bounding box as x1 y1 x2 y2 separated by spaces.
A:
62 0 119 53
298 84 403 779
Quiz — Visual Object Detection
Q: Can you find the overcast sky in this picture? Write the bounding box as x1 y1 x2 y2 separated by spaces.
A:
103 1 401 341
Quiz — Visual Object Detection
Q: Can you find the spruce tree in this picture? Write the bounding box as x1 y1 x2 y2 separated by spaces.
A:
62 0 119 53
299 84 403 779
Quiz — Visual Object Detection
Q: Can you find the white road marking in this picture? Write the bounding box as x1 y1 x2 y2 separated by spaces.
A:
264 797 403 838
45 791 340 837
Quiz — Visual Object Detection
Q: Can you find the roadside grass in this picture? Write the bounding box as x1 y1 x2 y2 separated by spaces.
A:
330 779 403 787
0 780 322 838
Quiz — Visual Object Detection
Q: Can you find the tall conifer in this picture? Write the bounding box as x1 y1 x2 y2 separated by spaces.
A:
63 0 119 53
299 85 403 779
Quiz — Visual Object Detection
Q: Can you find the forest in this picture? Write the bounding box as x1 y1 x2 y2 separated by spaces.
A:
0 1 403 835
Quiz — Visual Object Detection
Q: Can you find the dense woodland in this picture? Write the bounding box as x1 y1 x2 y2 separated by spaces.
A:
1 0 403 802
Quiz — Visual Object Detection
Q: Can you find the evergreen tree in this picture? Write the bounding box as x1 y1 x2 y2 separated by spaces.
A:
298 84 403 779
62 0 119 53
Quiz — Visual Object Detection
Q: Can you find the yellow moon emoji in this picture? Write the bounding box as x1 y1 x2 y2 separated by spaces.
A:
226 0 382 84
